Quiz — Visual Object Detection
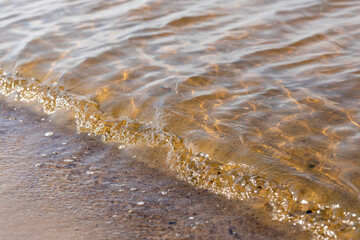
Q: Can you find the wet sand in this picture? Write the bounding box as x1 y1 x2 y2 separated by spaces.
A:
0 100 310 240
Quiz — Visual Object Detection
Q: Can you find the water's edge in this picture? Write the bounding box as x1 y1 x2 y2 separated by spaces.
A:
1 69 359 239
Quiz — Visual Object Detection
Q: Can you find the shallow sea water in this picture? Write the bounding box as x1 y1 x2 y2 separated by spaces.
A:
1 0 360 239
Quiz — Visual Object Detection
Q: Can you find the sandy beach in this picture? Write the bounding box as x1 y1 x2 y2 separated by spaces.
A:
0 100 310 239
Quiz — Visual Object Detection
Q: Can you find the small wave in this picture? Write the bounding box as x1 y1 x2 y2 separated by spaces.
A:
1 69 359 239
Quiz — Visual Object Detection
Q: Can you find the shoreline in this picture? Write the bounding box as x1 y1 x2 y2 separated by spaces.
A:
0 100 310 239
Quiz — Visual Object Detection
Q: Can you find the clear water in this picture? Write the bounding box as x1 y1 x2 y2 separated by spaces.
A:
1 0 360 238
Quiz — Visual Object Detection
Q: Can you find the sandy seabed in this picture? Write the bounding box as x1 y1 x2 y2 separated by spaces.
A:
0 100 310 240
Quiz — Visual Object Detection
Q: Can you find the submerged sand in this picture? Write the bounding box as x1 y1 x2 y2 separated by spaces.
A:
0 100 310 239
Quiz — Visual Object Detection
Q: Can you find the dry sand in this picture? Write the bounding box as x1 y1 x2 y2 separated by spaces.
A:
0 100 311 239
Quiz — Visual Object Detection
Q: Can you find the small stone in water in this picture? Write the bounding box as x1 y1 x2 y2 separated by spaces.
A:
136 202 144 206
62 142 67 145
45 131 53 137
130 188 137 191
119 145 125 150
161 191 168 196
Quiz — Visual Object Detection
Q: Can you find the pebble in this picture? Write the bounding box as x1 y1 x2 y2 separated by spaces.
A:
62 142 67 145
119 145 125 150
45 131 53 137
161 191 168 196
63 159 74 163
189 217 194 220
86 171 95 175
132 155 137 159
136 202 144 206
130 188 137 191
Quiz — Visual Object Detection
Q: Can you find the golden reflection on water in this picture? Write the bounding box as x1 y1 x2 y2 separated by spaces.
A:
1 0 360 238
